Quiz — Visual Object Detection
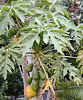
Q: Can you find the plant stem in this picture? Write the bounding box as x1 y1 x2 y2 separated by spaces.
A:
15 13 22 29
37 56 48 79
41 54 56 62
43 49 56 53
42 49 77 59
60 56 77 58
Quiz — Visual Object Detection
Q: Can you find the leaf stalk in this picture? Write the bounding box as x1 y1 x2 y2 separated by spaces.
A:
37 56 48 79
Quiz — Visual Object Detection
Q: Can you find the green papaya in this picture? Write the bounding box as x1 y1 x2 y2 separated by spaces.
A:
31 80 39 91
26 76 32 84
25 63 33 73
39 80 43 87
39 71 46 80
32 71 39 80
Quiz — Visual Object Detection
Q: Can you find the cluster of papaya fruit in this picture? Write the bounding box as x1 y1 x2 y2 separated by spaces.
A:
25 62 49 98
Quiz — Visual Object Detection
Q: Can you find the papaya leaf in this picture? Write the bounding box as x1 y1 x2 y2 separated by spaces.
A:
20 9 75 55
0 5 14 35
54 5 70 19
12 1 29 23
76 50 83 74
18 31 40 56
32 40 39 53
0 47 23 79
43 33 49 44
56 86 83 100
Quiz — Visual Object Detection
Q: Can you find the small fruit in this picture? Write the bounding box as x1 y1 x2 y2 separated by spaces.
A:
32 71 39 80
14 35 19 43
25 63 33 73
26 76 32 84
39 71 46 80
26 85 37 98
39 80 43 87
31 80 39 91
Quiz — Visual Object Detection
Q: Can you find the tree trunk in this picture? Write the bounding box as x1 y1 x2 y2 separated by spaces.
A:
36 89 43 100
22 49 43 100
22 56 28 97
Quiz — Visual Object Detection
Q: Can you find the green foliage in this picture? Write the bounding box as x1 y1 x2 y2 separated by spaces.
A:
41 53 81 85
0 5 14 34
0 1 29 35
0 0 82 83
18 97 28 100
0 34 8 47
6 68 23 96
0 0 82 99
17 3 82 56
0 46 23 79
76 50 83 74
56 83 83 100
0 81 9 100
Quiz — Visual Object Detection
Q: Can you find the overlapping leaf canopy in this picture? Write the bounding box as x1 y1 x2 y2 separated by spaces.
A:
0 0 83 79
0 1 29 35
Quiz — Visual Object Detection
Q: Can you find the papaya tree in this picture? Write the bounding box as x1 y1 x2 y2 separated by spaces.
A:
0 0 83 100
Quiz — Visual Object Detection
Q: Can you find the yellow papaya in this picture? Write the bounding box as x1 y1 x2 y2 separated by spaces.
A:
26 85 37 98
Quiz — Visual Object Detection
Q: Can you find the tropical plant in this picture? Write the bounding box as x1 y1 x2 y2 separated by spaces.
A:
76 50 83 74
56 81 83 100
0 81 9 100
0 0 83 99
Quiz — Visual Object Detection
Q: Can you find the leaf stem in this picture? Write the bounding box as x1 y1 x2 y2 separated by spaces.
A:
60 56 77 59
37 56 48 79
42 49 77 59
41 54 57 62
43 48 56 53
15 13 22 29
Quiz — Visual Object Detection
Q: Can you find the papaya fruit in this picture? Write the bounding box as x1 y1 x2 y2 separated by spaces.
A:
31 80 39 91
39 71 46 80
14 35 19 43
26 76 32 84
39 80 43 87
26 85 37 98
32 71 39 80
25 63 33 73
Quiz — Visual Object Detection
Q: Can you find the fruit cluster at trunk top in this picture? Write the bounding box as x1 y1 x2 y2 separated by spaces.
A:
25 62 48 91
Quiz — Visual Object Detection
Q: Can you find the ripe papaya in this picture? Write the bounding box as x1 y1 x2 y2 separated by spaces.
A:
14 35 19 43
32 71 39 80
39 71 46 80
39 80 43 87
26 76 32 84
26 85 37 98
31 80 39 91
25 63 33 73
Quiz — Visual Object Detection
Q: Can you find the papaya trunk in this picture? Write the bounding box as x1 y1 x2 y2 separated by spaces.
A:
36 89 43 100
27 49 36 100
22 56 28 97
